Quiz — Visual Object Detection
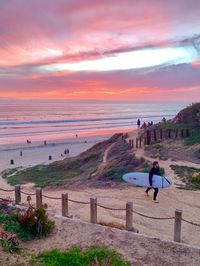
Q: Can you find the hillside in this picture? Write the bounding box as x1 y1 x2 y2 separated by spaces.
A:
172 102 200 128
3 134 151 188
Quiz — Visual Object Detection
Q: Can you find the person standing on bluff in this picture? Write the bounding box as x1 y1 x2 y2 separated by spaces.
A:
145 161 161 203
137 119 141 128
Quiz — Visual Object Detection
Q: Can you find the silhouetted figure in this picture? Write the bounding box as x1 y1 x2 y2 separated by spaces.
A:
20 151 23 157
162 117 166 122
137 119 141 128
76 134 78 138
44 140 47 145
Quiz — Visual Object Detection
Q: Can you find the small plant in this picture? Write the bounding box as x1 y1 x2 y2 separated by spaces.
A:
18 205 54 238
0 230 21 253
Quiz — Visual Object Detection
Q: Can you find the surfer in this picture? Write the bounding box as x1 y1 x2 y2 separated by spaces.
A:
145 161 161 203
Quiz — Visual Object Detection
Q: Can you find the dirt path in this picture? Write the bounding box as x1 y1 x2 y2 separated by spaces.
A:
91 142 115 177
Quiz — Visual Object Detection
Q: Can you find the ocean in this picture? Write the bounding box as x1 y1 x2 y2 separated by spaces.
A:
0 100 188 145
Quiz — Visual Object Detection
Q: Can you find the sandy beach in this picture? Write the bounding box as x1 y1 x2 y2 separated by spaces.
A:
0 130 200 251
0 134 113 173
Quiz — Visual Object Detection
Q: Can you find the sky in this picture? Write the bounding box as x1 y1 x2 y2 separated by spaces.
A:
0 0 200 102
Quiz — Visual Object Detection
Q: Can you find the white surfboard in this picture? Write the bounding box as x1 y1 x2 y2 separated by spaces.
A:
122 172 172 188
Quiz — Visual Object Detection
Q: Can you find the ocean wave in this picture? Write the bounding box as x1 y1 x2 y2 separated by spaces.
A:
0 114 173 126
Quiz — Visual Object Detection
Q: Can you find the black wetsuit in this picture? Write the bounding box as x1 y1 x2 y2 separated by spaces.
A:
145 167 161 200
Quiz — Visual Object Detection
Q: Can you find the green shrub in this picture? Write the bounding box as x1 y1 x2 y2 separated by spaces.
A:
31 246 130 266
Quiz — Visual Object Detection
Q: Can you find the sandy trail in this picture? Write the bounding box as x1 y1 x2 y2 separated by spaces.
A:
0 132 200 248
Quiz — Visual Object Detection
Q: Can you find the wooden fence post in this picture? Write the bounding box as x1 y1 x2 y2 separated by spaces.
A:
15 185 21 204
90 197 97 224
174 209 182 242
146 130 151 145
186 129 190 137
153 130 157 142
139 137 142 148
36 188 43 209
175 129 178 138
168 129 171 139
62 193 69 217
126 202 133 231
129 139 131 147
160 128 163 140
131 139 134 148
181 129 184 138
136 138 139 148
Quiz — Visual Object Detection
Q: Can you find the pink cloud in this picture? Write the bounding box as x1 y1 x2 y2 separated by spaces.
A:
0 0 200 101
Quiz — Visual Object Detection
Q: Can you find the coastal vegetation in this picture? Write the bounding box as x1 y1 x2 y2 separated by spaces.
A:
143 103 200 163
31 246 130 266
170 165 200 190
0 199 130 265
0 199 54 253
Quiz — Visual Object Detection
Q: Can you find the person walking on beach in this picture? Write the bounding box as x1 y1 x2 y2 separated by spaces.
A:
145 161 161 203
137 119 141 128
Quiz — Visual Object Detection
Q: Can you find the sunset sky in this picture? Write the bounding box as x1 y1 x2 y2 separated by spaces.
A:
0 0 200 101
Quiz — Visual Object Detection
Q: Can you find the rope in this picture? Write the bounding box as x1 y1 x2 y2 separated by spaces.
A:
21 191 36 196
182 218 200 227
68 199 90 205
97 204 125 211
132 210 175 220
0 188 14 192
43 194 61 200
0 197 13 202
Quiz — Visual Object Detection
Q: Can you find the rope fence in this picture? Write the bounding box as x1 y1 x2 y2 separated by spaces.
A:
43 194 62 200
0 188 15 192
0 186 199 243
68 198 90 205
132 209 175 220
21 191 36 196
97 203 125 211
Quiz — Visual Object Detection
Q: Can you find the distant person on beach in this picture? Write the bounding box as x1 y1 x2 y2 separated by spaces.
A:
137 119 141 128
76 134 78 138
64 149 69 156
20 151 22 157
145 161 161 203
44 140 47 145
